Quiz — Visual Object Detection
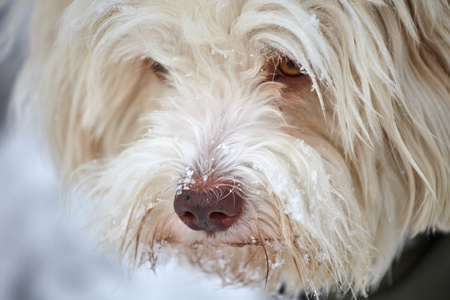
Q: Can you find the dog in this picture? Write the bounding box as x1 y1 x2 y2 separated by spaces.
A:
4 0 450 298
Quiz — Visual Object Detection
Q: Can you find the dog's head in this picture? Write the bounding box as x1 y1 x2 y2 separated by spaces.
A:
12 0 450 296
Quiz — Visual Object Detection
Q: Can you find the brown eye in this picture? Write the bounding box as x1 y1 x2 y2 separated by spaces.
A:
278 56 303 77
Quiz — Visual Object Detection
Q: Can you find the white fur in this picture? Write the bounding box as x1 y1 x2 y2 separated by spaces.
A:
4 0 450 297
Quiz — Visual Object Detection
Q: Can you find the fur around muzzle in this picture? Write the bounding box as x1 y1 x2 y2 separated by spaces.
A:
73 72 372 293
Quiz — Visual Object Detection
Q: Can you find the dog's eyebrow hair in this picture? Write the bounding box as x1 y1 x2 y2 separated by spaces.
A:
271 68 277 82
267 56 280 82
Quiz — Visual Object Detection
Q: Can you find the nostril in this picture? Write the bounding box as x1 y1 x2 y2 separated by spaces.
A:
179 211 197 228
209 211 229 221
181 211 196 221
208 211 241 230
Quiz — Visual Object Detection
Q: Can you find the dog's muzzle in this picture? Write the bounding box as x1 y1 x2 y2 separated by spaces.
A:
174 189 243 233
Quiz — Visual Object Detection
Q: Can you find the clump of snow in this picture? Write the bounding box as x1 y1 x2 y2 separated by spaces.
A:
284 195 306 225
269 252 285 270
186 168 194 178
118 5 136 14
303 253 310 264
218 143 234 155
176 167 195 193
308 13 320 29
146 196 163 211
310 170 318 185
294 139 313 158
315 252 329 263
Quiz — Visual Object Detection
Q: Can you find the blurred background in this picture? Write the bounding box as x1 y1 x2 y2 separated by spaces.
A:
0 4 262 300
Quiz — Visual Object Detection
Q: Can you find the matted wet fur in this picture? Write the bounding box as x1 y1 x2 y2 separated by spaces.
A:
3 0 450 298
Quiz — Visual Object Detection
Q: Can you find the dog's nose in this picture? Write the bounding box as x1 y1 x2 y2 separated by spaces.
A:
173 189 243 232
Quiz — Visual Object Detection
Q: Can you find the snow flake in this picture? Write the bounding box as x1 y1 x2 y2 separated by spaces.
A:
118 5 135 14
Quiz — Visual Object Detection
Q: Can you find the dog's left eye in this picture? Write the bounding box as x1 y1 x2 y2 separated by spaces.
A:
151 61 168 75
277 56 304 77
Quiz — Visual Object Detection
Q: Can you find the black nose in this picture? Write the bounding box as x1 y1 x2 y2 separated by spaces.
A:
173 189 243 232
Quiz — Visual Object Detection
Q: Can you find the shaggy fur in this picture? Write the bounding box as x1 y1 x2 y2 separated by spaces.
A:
4 0 450 298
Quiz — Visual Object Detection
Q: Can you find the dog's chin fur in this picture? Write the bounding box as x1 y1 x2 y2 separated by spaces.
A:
5 0 450 297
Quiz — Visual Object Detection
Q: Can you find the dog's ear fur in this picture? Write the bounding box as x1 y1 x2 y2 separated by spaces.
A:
11 1 163 176
382 1 450 234
310 1 450 235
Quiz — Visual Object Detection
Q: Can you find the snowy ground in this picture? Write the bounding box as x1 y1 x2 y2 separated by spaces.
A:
0 130 264 300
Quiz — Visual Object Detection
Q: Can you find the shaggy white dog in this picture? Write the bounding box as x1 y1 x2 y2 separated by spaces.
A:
4 0 450 298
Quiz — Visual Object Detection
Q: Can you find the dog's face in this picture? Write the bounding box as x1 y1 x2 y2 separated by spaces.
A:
14 0 450 296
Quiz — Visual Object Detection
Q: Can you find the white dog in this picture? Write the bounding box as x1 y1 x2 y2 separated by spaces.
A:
4 0 450 298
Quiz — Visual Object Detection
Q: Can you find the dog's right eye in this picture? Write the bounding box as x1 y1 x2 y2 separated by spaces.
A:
277 56 304 77
142 58 168 77
151 61 168 75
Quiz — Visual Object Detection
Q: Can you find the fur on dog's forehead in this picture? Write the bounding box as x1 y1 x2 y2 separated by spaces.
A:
58 0 426 154
62 0 326 74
